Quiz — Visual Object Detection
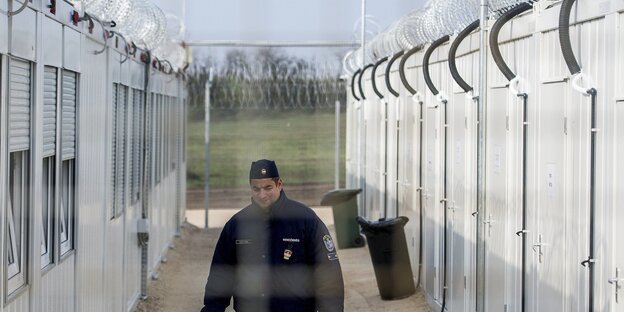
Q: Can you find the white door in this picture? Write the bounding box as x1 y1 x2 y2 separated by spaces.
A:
424 96 441 301
386 98 399 219
611 100 624 310
450 92 468 312
534 82 568 311
484 87 509 312
411 96 424 284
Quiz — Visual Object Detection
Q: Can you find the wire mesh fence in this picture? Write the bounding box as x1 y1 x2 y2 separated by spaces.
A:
185 48 347 205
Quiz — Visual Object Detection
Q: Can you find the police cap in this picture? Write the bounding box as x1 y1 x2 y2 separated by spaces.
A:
249 159 280 179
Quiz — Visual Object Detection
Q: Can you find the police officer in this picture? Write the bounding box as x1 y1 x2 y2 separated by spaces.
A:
201 159 345 312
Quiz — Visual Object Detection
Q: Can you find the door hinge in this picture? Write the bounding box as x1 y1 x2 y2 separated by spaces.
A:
608 268 623 303
482 214 494 236
533 234 548 263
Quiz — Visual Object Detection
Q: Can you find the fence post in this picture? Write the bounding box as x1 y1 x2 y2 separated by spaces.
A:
335 100 341 189
477 1 489 311
204 68 213 229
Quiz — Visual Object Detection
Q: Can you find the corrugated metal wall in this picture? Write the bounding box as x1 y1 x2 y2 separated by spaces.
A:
75 37 108 312
0 2 187 311
346 1 624 311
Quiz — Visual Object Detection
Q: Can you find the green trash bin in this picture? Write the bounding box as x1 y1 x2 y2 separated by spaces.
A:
357 216 415 300
320 189 365 249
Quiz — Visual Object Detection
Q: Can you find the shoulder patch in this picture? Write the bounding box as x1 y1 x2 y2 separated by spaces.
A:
322 235 335 252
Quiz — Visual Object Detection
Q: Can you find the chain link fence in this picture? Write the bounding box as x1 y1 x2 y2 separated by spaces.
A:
185 48 347 206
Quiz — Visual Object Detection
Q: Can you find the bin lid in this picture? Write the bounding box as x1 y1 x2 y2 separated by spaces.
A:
320 189 362 205
357 216 409 233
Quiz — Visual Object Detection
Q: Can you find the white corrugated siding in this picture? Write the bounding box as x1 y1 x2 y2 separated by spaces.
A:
344 4 624 312
43 66 57 157
75 38 108 312
39 256 75 312
0 13 185 312
9 58 31 152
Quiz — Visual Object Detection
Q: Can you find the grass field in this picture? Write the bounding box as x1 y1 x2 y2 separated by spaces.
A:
186 110 346 189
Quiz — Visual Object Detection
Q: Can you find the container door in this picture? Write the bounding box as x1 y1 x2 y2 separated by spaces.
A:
379 100 388 218
364 96 375 218
410 95 424 283
612 100 624 311
386 98 399 219
424 97 441 301
450 92 467 312
484 87 508 312
535 82 567 311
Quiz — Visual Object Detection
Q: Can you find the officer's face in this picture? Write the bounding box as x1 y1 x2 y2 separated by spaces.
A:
250 178 283 209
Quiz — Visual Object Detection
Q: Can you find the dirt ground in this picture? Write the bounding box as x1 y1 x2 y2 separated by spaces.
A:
133 223 433 312
186 183 339 210
133 187 433 312
133 224 217 312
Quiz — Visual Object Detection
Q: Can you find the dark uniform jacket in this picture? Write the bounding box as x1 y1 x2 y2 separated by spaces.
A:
201 191 345 312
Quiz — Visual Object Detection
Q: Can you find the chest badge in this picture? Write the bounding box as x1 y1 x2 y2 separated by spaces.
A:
283 249 293 260
323 235 335 252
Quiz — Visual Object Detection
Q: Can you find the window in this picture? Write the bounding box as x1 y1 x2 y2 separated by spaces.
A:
59 69 77 256
165 96 170 174
171 97 176 172
7 152 29 294
130 89 144 204
128 90 135 204
111 83 118 216
60 159 75 255
111 83 127 218
6 58 31 297
183 99 187 162
148 93 155 187
155 94 162 184
41 157 55 268
41 65 57 269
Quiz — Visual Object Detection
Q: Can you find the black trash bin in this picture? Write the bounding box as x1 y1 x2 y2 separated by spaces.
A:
320 189 365 249
357 216 415 300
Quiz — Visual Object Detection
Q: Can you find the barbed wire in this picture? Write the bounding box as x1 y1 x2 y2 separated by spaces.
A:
188 49 347 112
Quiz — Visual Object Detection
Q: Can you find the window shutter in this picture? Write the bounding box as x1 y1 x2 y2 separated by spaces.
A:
9 59 31 152
111 83 118 214
127 90 134 202
62 70 77 160
132 90 142 201
43 66 57 157
117 86 127 212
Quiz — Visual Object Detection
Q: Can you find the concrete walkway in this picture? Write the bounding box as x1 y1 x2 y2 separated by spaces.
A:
134 210 432 312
